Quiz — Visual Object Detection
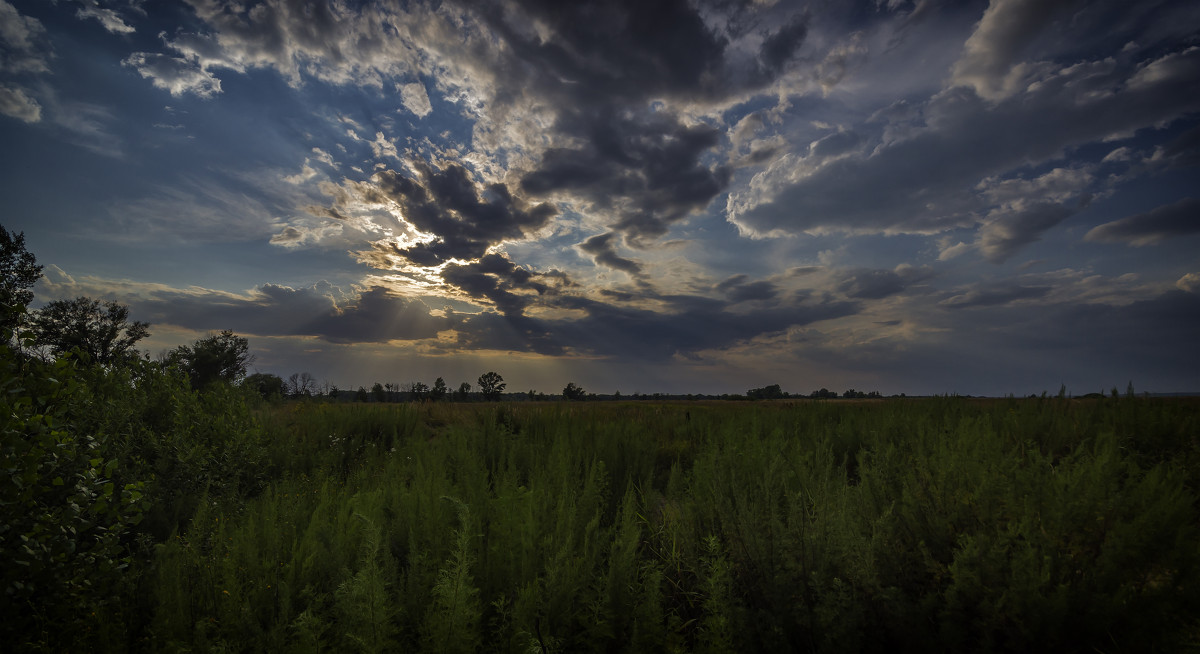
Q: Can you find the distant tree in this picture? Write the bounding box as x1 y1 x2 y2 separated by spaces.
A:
245 372 286 400
613 390 621 399
372 382 386 402
356 386 369 402
329 382 340 399
431 377 448 401
411 381 429 401
288 372 317 397
167 330 252 389
562 382 586 401
455 381 471 401
747 384 784 400
478 371 505 401
31 297 150 365
0 225 42 333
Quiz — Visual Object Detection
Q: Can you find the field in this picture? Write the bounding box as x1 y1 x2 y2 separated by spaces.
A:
6 388 1200 652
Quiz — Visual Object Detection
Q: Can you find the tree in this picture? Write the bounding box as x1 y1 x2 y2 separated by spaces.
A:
478 371 505 401
562 382 586 401
31 297 150 365
288 372 316 397
456 381 471 401
0 225 42 333
431 377 448 401
372 382 386 402
747 384 784 400
245 372 286 400
410 381 429 401
356 386 369 402
167 330 251 390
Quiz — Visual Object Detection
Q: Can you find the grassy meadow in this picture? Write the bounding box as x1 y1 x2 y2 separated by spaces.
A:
7 386 1200 652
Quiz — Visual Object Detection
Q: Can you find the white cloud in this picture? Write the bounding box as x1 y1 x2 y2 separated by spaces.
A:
400 81 432 118
950 0 1081 101
1177 272 1200 294
0 84 40 122
123 52 222 98
370 131 399 161
0 0 52 74
75 4 135 34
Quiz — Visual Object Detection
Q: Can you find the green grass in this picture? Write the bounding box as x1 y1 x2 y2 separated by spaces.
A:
128 397 1200 653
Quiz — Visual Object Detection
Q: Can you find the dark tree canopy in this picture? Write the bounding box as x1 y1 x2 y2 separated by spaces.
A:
31 297 150 365
563 381 586 401
245 372 286 400
431 377 448 401
0 225 42 333
168 330 252 390
410 381 429 401
747 384 785 400
478 371 505 400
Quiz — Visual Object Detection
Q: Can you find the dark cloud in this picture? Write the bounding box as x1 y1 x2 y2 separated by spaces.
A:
374 162 556 266
835 266 936 299
481 0 727 102
521 110 731 241
951 0 1085 100
977 201 1077 263
128 282 450 344
302 286 449 343
731 44 1200 246
544 293 859 361
1085 197 1200 246
939 283 1052 308
716 274 778 302
578 232 642 275
440 253 552 317
838 270 903 300
809 130 862 158
759 14 810 76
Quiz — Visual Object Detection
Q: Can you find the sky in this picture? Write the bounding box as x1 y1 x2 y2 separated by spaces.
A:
1 0 1198 397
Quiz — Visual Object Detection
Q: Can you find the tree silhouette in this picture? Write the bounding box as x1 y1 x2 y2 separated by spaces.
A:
478 371 505 401
562 382 586 401
31 297 149 365
0 225 41 334
410 381 430 401
166 330 251 389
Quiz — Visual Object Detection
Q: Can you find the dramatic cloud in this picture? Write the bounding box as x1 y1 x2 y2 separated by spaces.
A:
950 0 1082 100
578 232 642 276
520 111 731 241
4 0 1198 395
1085 198 1200 246
728 23 1200 257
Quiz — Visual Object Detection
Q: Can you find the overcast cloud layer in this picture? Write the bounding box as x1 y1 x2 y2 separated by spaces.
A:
2 0 1198 396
